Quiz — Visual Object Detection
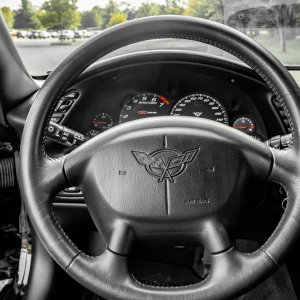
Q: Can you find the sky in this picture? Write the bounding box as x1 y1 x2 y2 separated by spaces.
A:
0 0 165 10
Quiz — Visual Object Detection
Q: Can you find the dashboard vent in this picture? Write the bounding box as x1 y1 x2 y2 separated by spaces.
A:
272 96 292 133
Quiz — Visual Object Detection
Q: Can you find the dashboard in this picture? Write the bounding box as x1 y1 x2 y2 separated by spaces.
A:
47 51 290 151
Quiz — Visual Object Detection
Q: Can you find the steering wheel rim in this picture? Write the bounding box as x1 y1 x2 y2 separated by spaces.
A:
20 16 300 300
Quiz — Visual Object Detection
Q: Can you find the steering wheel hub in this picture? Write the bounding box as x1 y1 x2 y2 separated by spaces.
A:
64 117 271 254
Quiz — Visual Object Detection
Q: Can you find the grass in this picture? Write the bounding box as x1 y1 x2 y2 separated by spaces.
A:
254 35 300 65
290 71 300 86
252 34 300 85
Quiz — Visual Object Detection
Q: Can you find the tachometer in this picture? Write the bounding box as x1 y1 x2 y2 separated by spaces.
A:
170 94 229 125
119 93 170 124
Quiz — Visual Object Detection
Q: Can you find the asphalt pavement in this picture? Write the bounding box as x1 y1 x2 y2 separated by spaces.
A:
14 39 78 75
14 38 235 76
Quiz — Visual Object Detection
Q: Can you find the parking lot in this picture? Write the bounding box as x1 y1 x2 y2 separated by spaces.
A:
14 38 231 76
14 39 79 75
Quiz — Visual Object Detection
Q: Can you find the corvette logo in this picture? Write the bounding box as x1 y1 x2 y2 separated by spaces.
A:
132 148 199 183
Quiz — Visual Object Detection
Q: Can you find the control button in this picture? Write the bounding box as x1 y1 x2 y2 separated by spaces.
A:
51 113 64 123
51 115 64 123
46 122 87 147
64 187 81 193
56 100 74 113
47 122 63 139
54 91 78 114
64 91 79 99
48 125 55 133
51 117 61 123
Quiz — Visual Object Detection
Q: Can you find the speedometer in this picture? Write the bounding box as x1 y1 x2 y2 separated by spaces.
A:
170 94 229 125
119 93 170 124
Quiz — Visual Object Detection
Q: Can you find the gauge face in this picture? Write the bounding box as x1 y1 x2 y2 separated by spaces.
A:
233 116 255 134
119 93 171 124
93 113 114 131
86 130 100 139
170 94 229 125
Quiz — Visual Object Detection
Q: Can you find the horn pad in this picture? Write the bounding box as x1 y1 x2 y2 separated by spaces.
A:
64 117 270 248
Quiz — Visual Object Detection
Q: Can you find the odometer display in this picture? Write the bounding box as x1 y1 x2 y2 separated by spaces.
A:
170 94 229 125
119 93 170 124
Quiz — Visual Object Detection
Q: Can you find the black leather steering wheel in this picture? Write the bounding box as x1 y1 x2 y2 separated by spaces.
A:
20 16 300 299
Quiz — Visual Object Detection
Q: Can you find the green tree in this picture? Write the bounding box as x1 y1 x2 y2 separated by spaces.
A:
269 0 299 52
101 0 120 28
184 0 224 22
40 0 80 30
119 2 137 20
14 0 41 29
163 0 185 15
136 2 165 18
108 12 127 27
0 6 14 28
81 6 103 28
81 11 97 28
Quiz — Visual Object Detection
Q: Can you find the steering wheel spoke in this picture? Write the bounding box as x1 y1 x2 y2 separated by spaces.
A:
105 220 135 255
199 219 233 254
268 147 299 187
43 156 69 195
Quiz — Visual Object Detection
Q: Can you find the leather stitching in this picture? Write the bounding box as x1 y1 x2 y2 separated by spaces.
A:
50 204 81 252
131 272 201 289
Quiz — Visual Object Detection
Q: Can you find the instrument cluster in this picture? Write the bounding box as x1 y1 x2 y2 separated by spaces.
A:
87 92 262 141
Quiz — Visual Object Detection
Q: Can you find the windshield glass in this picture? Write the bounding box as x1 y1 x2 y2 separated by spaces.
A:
1 0 300 75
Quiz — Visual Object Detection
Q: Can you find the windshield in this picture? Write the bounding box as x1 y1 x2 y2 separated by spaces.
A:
1 0 300 75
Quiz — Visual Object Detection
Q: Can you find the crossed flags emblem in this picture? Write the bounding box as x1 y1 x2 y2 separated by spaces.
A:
132 148 199 182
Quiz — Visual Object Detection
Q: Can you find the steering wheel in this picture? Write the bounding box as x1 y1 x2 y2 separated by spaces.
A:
20 16 300 299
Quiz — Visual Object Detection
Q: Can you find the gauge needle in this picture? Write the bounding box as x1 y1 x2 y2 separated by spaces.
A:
94 121 107 124
160 96 170 105
233 125 247 129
